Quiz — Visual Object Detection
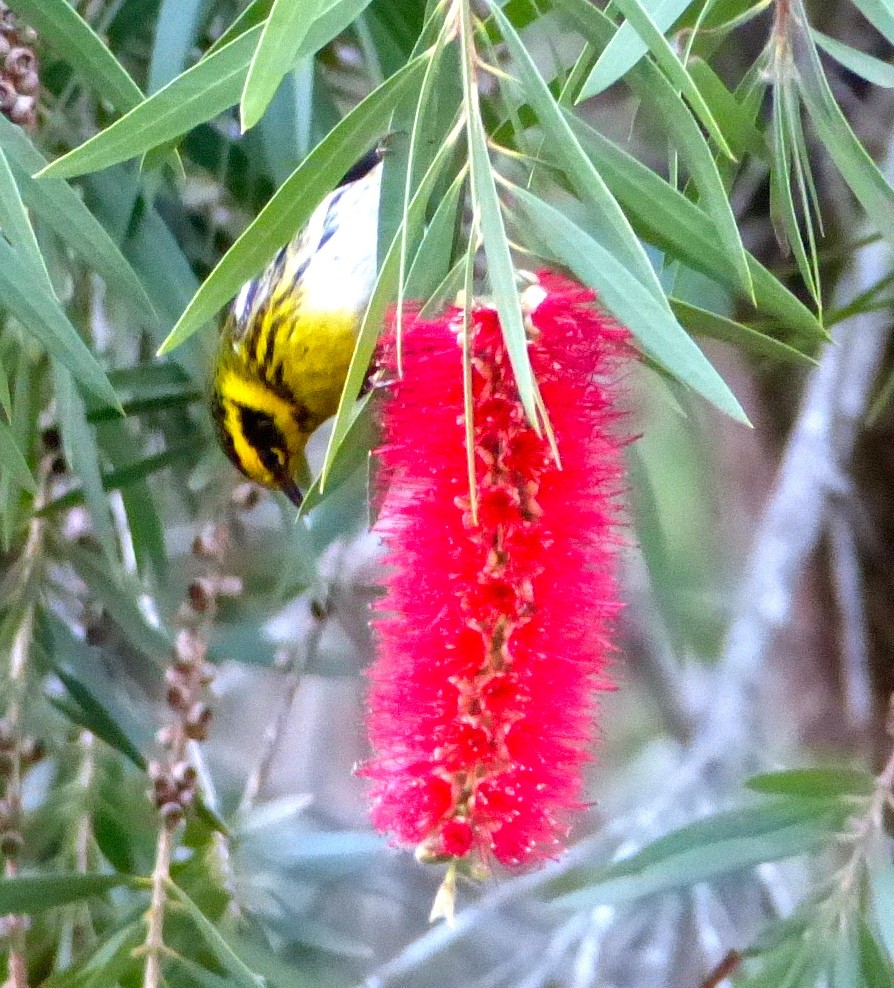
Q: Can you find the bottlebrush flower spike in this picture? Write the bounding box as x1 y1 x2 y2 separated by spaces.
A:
363 271 630 870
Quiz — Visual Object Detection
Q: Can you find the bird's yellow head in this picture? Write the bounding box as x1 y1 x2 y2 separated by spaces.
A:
211 365 307 508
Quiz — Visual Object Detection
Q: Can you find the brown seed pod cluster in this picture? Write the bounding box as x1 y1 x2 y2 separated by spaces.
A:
148 522 243 826
0 3 39 129
0 717 44 861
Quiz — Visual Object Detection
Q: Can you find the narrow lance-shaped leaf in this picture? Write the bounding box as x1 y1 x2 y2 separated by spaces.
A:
208 0 274 55
583 0 698 96
164 881 264 988
0 116 155 321
148 0 210 93
38 27 262 181
159 53 429 354
0 239 119 409
405 168 466 300
0 419 36 495
770 80 821 307
241 0 353 130
850 0 894 49
812 29 894 89
562 108 822 346
578 0 735 161
507 180 749 423
746 767 875 799
791 0 894 248
556 0 753 300
0 145 50 288
670 299 816 365
490 2 671 307
545 798 849 907
53 365 119 564
859 921 894 988
39 0 378 181
0 874 137 914
64 543 172 662
462 2 537 426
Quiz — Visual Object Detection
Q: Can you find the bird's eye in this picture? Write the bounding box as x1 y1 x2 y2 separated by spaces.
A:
237 406 288 473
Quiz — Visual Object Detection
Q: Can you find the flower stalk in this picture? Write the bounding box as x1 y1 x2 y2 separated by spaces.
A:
141 521 241 988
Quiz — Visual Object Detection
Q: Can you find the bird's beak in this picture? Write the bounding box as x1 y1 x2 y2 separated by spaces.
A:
279 476 304 510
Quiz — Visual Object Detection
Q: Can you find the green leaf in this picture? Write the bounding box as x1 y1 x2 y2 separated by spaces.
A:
258 58 315 184
491 3 670 304
582 0 697 96
687 58 766 158
40 0 378 181
39 608 160 775
578 0 734 160
860 922 894 988
39 445 194 518
793 7 894 252
242 0 367 130
0 116 155 322
508 182 748 422
464 6 535 425
301 398 373 517
0 345 39 546
562 110 822 345
208 0 274 56
671 299 815 364
5 0 144 113
95 420 169 580
812 29 894 89
545 799 848 907
166 881 264 988
0 363 11 420
557 0 753 299
148 0 208 93
168 956 242 988
0 874 135 914
405 168 465 300
39 27 261 181
0 417 36 494
831 925 861 988
40 924 143 988
770 81 822 306
53 365 119 564
49 666 147 769
159 53 428 353
746 767 875 800
493 7 684 320
0 238 119 409
851 0 894 48
0 145 50 287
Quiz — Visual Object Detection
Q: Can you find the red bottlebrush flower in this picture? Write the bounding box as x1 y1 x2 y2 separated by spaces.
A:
362 271 630 869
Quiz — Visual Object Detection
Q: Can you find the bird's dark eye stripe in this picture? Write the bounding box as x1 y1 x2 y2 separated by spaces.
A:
238 406 283 453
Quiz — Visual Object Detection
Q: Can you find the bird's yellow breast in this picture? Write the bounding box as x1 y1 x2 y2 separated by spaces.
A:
256 303 358 426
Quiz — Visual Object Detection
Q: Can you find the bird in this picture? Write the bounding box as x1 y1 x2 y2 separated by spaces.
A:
210 147 384 508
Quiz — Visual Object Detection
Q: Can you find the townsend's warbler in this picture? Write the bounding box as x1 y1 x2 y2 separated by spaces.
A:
210 148 384 507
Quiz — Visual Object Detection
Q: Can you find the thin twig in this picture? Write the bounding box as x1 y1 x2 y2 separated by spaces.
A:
142 824 175 988
238 598 328 816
